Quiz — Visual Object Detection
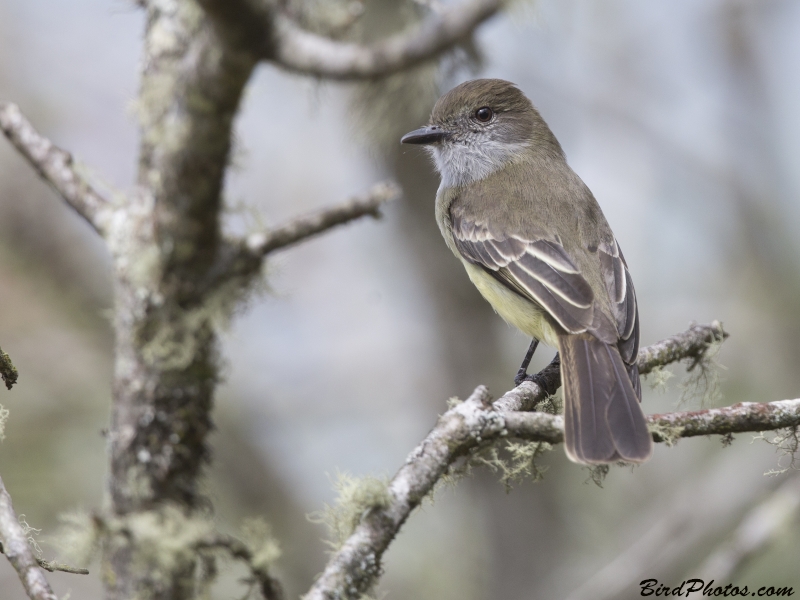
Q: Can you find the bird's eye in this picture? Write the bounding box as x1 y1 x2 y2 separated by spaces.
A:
474 107 493 122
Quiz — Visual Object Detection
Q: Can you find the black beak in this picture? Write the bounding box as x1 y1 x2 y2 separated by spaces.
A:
400 125 448 145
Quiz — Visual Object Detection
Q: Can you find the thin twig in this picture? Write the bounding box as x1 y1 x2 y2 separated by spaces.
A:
271 0 503 80
0 102 115 234
245 181 401 256
0 474 58 600
196 534 284 600
36 558 90 576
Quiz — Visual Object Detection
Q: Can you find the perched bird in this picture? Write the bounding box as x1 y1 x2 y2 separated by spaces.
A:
401 79 652 465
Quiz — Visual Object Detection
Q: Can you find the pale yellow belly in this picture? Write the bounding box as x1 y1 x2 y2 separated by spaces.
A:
462 260 561 348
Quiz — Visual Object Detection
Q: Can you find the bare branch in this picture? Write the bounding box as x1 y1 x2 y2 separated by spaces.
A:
196 182 400 297
304 322 799 600
0 102 115 235
245 181 401 257
0 474 57 600
195 534 284 600
0 345 18 390
494 321 729 412
271 0 503 80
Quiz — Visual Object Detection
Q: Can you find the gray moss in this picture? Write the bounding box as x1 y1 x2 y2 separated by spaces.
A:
757 426 800 476
308 472 392 549
679 339 725 407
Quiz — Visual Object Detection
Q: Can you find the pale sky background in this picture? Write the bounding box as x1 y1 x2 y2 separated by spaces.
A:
1 1 799 598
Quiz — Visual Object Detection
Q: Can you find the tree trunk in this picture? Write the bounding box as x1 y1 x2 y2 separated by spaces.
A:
104 1 255 597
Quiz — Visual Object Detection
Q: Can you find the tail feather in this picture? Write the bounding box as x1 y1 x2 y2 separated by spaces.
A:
560 335 652 465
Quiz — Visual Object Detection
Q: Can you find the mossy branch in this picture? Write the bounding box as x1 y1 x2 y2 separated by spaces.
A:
0 345 18 390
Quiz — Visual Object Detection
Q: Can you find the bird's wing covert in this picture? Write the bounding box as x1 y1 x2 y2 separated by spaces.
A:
452 214 595 334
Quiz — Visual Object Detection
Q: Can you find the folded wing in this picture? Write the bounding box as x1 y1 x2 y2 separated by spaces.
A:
451 214 595 335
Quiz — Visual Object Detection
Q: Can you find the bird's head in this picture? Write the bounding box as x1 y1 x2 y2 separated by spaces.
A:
401 79 562 188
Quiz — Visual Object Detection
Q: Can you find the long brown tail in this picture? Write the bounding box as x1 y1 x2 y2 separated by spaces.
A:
559 334 653 464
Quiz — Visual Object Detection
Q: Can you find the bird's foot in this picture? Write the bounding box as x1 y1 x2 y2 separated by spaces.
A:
515 370 548 389
513 353 561 396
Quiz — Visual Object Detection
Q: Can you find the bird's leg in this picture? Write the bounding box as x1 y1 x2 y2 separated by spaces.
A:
514 339 539 386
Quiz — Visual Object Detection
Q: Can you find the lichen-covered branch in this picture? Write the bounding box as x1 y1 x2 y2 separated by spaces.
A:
304 322 798 600
494 321 729 412
303 385 497 600
503 398 800 444
0 474 57 600
35 558 89 576
0 345 18 390
270 0 502 79
0 102 115 235
105 2 258 598
647 399 800 441
637 320 729 376
245 181 400 257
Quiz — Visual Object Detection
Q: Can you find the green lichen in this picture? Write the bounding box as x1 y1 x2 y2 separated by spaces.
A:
648 421 685 447
18 514 43 557
756 426 800 476
121 506 216 593
445 396 463 409
350 64 441 152
140 273 258 371
645 365 674 393
585 465 610 488
0 345 18 390
308 472 392 549
0 404 8 441
239 517 281 573
50 511 102 568
446 393 561 491
471 440 552 492
54 509 286 599
679 339 725 407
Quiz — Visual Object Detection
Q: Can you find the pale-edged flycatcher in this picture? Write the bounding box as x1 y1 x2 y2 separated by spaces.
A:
401 79 652 465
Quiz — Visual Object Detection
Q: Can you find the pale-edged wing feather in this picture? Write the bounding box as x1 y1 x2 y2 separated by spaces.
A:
451 215 595 334
598 239 641 398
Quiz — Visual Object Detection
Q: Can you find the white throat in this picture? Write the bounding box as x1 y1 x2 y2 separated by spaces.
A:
429 139 529 189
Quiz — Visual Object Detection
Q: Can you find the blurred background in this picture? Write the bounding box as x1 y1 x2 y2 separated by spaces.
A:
1 0 800 598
